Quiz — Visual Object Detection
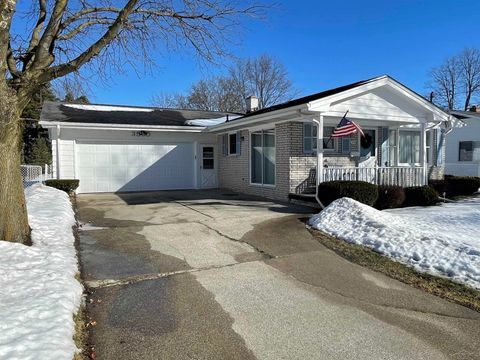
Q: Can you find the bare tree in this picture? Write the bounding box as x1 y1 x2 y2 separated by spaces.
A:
230 54 297 109
428 48 480 110
186 77 244 111
152 54 296 112
0 0 264 243
458 48 480 111
429 57 459 110
150 92 189 109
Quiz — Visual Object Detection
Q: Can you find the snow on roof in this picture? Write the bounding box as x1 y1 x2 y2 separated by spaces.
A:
185 115 242 127
64 103 154 112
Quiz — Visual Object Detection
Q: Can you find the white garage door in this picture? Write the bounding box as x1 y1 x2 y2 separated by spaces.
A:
76 142 195 193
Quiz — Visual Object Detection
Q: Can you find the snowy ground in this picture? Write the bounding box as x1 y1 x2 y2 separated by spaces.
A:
0 185 83 360
309 197 480 289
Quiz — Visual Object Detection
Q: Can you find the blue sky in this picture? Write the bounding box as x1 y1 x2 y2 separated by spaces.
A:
57 0 480 105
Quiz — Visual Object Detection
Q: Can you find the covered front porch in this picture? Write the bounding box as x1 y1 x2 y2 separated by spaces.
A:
289 77 452 201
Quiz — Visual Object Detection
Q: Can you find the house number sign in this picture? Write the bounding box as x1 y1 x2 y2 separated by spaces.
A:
131 130 151 137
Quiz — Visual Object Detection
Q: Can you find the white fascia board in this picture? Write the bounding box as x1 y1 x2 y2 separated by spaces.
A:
307 77 450 122
307 77 390 111
38 121 205 132
204 105 308 133
386 81 450 121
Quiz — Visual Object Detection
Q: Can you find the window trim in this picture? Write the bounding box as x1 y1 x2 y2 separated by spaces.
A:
250 129 276 187
398 130 419 166
303 123 336 154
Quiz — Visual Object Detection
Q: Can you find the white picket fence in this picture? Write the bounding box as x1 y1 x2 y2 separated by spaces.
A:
21 164 53 187
323 166 425 187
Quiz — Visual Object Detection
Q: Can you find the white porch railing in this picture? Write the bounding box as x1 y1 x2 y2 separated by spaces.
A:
322 166 425 187
21 164 53 188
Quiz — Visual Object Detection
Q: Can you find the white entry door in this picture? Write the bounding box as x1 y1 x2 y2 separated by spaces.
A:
76 142 195 193
200 145 217 188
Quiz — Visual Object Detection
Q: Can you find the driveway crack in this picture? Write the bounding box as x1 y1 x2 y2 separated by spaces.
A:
192 220 275 259
85 259 263 289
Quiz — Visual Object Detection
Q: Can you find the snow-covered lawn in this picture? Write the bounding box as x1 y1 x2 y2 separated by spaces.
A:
0 185 83 360
309 197 480 290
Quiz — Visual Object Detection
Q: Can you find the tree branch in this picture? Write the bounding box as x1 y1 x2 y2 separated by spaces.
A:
42 0 140 82
29 0 68 70
57 19 114 40
26 0 47 54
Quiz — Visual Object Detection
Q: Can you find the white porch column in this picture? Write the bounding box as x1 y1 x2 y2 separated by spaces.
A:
420 122 427 185
316 113 324 187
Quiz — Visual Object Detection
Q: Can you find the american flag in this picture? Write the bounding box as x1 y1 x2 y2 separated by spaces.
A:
331 115 364 138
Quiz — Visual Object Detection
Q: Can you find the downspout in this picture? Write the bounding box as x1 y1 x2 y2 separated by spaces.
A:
312 114 325 209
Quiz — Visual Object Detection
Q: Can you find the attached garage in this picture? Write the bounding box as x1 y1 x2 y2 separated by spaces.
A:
40 102 228 193
76 142 195 193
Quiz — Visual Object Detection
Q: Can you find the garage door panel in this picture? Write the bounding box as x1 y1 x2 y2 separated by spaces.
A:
76 142 194 193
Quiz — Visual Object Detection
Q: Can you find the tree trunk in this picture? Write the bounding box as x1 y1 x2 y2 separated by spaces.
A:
0 82 31 244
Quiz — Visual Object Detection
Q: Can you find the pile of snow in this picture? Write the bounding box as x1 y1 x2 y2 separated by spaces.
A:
309 197 480 289
185 115 241 127
0 185 83 359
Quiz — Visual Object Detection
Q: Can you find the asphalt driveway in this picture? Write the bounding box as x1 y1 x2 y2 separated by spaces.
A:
77 190 480 360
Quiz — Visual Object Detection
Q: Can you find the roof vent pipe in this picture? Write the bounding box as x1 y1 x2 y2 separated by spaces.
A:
246 95 259 113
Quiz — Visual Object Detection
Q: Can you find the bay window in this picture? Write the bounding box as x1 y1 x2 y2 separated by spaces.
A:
251 129 275 185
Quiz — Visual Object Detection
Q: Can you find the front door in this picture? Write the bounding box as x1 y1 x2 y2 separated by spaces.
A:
201 145 217 188
359 129 376 167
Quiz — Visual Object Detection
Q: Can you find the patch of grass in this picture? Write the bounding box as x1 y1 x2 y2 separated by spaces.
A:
309 229 480 312
73 305 88 360
71 194 91 360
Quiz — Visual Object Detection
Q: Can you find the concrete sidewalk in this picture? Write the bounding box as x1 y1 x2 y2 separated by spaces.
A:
78 190 480 360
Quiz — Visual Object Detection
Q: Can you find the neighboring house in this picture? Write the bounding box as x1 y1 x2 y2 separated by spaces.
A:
40 75 453 201
446 109 480 177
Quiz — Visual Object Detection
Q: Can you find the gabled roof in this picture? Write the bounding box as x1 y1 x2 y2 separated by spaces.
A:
239 76 382 119
203 75 452 133
231 75 448 122
40 101 238 127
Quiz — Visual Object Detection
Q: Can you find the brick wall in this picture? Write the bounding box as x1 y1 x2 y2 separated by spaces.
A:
218 121 356 201
218 123 290 201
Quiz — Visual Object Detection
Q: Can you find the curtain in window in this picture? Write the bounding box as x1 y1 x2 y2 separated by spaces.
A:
399 131 420 164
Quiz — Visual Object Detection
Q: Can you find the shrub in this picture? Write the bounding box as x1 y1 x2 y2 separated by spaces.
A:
445 176 480 197
374 185 405 209
318 181 378 207
403 186 439 207
45 179 79 194
428 179 447 196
